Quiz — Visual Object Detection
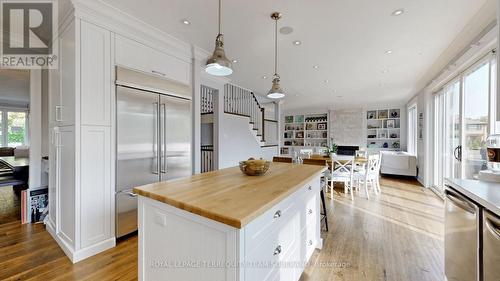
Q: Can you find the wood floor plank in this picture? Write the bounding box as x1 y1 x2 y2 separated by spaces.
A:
0 176 444 281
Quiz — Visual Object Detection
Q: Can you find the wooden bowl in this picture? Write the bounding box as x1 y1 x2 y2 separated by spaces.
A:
239 159 271 176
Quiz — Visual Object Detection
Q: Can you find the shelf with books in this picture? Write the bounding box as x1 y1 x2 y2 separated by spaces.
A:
366 108 401 152
282 112 329 154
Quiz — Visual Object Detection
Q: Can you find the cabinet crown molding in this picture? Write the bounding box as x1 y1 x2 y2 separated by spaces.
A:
71 0 193 62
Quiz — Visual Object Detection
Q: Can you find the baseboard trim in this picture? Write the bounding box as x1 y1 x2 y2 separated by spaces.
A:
45 221 76 262
45 221 116 263
72 238 116 263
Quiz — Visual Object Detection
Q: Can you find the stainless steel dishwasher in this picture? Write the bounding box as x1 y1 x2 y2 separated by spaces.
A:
483 210 500 281
444 187 480 281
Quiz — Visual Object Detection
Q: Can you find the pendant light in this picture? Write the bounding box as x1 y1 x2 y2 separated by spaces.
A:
267 12 285 99
205 0 233 76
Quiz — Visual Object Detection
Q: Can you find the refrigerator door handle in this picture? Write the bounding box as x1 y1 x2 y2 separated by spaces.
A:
485 212 500 238
161 103 167 174
153 102 159 175
445 189 476 214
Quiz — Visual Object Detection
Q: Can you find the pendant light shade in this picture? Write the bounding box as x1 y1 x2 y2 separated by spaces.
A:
206 0 233 76
267 76 285 99
267 12 285 99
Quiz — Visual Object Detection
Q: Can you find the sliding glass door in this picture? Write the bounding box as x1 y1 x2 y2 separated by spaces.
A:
433 54 496 193
462 61 491 179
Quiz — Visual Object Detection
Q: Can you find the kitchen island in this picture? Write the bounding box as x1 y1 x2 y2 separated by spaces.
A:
133 162 327 281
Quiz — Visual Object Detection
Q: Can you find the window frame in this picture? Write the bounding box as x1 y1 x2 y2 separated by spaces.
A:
407 103 418 156
0 107 29 147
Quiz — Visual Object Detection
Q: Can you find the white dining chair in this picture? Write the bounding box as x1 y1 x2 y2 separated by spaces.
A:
299 149 313 159
329 154 355 200
353 154 381 199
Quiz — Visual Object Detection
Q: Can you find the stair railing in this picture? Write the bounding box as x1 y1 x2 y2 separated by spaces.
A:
224 84 265 142
201 85 216 114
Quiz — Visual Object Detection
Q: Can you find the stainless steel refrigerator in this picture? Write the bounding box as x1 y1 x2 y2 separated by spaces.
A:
115 67 192 238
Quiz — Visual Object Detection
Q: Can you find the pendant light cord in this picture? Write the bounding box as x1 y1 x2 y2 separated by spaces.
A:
274 18 278 77
218 0 221 35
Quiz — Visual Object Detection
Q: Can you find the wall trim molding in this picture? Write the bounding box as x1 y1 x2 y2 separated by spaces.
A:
72 0 193 62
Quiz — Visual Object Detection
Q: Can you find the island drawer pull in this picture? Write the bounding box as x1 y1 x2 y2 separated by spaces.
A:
273 210 282 219
308 209 313 215
308 185 312 191
273 245 282 256
308 240 313 246
151 70 166 76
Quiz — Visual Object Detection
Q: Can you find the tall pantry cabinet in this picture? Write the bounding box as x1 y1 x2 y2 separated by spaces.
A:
48 14 114 262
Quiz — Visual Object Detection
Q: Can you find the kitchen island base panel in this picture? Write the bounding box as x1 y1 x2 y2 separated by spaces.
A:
138 176 322 281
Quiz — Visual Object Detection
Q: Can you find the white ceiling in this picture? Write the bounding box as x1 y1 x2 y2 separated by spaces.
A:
0 70 30 104
102 0 489 110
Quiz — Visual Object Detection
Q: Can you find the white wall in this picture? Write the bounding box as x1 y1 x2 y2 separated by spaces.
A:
407 91 432 186
329 108 365 148
0 69 30 107
201 123 213 145
218 113 277 168
41 70 49 156
29 70 42 189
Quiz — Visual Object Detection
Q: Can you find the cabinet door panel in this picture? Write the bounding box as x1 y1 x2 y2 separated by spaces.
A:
59 21 75 126
115 34 190 85
80 21 112 126
80 126 112 248
57 127 75 246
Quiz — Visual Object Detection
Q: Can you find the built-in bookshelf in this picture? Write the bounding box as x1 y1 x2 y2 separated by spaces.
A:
366 109 401 151
281 113 329 155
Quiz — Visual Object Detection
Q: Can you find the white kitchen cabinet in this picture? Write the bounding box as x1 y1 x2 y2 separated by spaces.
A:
115 34 190 85
54 20 76 127
80 21 112 126
55 126 76 245
138 177 322 281
47 17 115 263
80 125 112 248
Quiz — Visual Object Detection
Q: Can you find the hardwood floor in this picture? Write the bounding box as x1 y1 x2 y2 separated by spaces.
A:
0 176 444 281
301 176 444 281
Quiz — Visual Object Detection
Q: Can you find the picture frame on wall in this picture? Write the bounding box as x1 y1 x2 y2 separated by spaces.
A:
378 111 388 119
295 115 304 123
418 112 424 140
317 123 327 130
387 120 395 128
285 116 294 123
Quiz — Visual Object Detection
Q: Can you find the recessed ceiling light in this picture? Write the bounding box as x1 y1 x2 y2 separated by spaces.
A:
385 50 393 55
293 40 301 46
313 65 319 69
391 9 404 16
262 75 268 79
181 19 191 25
381 69 389 74
324 79 329 83
232 59 238 63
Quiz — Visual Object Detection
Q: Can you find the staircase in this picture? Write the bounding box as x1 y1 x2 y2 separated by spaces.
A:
223 84 267 146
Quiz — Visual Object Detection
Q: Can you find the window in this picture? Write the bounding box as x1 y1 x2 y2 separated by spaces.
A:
407 104 417 155
0 110 28 147
432 53 496 193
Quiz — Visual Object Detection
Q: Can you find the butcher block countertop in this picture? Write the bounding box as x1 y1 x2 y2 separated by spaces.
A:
133 162 326 228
